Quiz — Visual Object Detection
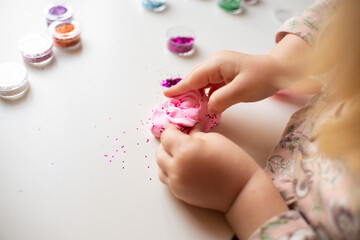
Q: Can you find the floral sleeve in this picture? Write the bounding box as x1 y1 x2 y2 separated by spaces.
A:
275 0 337 45
249 211 316 240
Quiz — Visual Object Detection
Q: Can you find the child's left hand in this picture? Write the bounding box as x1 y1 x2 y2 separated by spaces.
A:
156 124 259 212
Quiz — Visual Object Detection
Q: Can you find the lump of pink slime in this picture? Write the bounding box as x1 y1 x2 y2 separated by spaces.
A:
151 90 221 138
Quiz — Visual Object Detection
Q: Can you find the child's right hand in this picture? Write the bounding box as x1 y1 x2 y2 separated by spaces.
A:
165 34 311 114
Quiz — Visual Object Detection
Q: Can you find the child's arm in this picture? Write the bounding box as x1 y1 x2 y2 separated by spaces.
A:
164 34 311 114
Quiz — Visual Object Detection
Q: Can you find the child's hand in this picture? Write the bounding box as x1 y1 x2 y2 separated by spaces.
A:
165 34 310 114
157 124 289 239
156 124 259 212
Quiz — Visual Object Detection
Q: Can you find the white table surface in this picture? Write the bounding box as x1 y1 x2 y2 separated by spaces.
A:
0 0 314 239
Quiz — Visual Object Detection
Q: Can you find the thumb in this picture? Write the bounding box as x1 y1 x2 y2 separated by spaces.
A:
208 75 244 114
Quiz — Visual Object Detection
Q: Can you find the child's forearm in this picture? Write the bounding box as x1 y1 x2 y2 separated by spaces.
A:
225 168 289 240
268 34 312 89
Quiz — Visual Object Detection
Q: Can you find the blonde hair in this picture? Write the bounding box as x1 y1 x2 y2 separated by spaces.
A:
312 0 360 173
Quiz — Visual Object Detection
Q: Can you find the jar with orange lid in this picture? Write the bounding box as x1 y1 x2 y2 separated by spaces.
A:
49 20 81 49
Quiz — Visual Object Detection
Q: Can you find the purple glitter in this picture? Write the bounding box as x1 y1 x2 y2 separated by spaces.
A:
168 37 194 54
170 37 194 44
161 78 182 88
49 6 67 16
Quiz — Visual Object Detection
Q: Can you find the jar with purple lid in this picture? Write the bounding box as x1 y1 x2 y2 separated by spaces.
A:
18 33 54 66
167 27 196 56
44 3 73 26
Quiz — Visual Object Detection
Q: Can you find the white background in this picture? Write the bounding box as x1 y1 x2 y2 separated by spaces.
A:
0 0 313 239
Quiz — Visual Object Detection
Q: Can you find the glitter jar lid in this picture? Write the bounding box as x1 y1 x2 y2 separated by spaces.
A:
44 3 73 24
142 0 167 12
49 20 81 40
18 33 53 59
0 62 29 99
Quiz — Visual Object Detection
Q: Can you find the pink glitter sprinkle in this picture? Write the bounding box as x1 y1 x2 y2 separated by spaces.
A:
121 146 124 148
112 156 114 158
136 128 138 130
146 139 149 143
116 138 118 140
104 155 108 157
145 155 147 158
124 151 126 153
116 150 118 152
161 78 182 88
122 167 125 169
107 136 109 138
147 166 150 168
123 131 126 134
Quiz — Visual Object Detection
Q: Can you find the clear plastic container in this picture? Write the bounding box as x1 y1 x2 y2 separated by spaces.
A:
243 0 258 5
44 3 73 26
142 0 166 12
166 27 196 56
218 0 243 14
48 20 81 49
18 33 54 66
0 62 29 99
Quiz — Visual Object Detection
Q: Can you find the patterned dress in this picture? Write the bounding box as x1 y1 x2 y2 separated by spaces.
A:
249 1 360 239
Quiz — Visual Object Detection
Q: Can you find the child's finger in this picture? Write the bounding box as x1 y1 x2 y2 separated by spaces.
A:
164 63 220 98
158 168 168 184
160 124 189 154
156 144 172 174
208 75 245 114
189 123 204 136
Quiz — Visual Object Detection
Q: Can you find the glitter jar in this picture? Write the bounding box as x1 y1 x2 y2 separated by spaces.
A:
218 0 243 14
166 27 196 56
49 20 81 49
142 0 166 12
18 33 54 66
244 0 258 5
0 62 29 99
44 3 73 26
